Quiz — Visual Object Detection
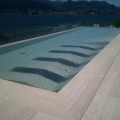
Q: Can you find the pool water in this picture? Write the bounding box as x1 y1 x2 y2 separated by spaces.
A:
0 27 120 92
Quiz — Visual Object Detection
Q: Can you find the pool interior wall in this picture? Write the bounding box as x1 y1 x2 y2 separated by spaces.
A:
0 27 120 92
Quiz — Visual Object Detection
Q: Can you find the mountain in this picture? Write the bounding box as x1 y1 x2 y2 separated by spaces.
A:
32 0 64 12
0 0 55 14
54 1 64 6
0 0 119 14
62 1 117 10
60 1 120 14
33 0 59 8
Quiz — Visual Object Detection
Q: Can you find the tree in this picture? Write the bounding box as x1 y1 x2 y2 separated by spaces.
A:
0 33 8 44
113 21 120 28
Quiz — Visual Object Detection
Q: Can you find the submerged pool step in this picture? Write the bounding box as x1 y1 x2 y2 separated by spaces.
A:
61 45 104 50
33 57 80 67
49 50 98 58
10 67 67 83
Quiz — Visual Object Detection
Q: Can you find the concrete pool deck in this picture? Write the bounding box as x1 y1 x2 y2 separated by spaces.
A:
0 32 120 120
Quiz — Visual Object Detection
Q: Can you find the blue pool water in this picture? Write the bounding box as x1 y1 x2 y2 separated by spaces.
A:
0 27 120 92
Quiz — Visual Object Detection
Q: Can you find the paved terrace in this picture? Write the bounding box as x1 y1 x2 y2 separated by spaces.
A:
0 33 120 120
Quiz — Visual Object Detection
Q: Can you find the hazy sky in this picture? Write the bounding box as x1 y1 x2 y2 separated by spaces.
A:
51 0 120 6
0 0 120 7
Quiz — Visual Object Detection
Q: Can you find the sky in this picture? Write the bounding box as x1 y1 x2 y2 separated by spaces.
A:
0 0 119 7
51 0 120 7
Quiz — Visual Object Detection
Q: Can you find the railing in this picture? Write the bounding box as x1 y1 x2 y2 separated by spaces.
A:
0 22 80 45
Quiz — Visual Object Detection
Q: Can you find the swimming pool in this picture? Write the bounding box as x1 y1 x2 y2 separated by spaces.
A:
0 27 119 92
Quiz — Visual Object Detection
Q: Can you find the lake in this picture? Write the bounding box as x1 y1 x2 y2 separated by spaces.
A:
0 13 120 33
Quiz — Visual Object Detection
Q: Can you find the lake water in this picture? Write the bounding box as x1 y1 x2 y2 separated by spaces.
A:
0 13 120 33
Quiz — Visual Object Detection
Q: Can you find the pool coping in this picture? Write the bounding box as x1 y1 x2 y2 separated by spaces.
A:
0 29 120 120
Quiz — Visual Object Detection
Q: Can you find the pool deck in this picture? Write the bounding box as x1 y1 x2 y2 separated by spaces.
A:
0 33 120 120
